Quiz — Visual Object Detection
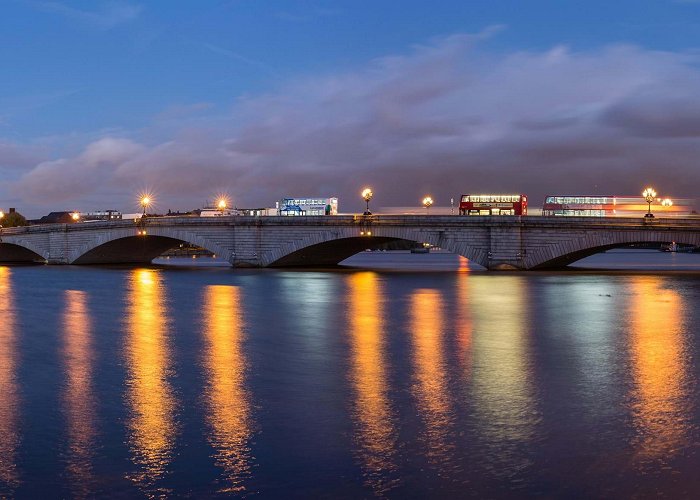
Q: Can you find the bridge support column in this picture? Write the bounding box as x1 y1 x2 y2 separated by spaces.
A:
47 230 69 265
230 226 265 268
487 225 526 270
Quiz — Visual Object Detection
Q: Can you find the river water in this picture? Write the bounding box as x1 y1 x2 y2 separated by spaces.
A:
1 250 700 498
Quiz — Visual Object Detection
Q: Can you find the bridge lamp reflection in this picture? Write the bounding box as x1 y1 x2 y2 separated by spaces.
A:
642 187 657 218
422 196 434 215
362 188 373 215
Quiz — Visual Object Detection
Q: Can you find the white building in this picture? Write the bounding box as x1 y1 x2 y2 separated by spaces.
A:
277 197 338 216
200 208 237 217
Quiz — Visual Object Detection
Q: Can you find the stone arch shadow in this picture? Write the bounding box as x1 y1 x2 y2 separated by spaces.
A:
263 231 487 268
0 242 46 263
529 233 700 269
69 227 230 265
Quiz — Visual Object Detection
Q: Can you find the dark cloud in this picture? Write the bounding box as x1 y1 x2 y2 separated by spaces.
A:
601 96 700 137
6 33 700 215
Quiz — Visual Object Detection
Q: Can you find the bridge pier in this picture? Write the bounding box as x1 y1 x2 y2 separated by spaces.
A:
47 257 69 265
486 225 526 270
46 230 70 264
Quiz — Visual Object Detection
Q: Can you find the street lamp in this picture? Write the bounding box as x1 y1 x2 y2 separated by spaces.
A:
662 198 673 208
217 198 227 215
422 196 433 214
642 187 656 218
71 212 80 222
362 188 373 215
141 196 151 217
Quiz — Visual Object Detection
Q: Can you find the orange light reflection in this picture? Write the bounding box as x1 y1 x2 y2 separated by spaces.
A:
348 272 397 494
124 269 176 493
0 267 19 491
203 285 252 493
456 273 473 375
63 290 96 497
410 288 454 465
629 277 690 460
457 255 471 273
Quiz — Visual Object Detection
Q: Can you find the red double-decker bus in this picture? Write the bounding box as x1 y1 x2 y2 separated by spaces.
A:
459 194 528 215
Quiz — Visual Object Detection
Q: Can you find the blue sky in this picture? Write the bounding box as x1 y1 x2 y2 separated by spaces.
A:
2 1 700 215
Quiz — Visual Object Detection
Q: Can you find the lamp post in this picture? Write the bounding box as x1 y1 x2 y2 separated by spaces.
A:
642 187 656 218
141 196 151 217
217 198 227 215
138 196 152 236
662 198 673 209
422 196 433 215
362 188 373 215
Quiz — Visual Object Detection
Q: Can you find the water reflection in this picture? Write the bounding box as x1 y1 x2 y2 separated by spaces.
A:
541 279 617 411
0 267 20 492
409 288 454 466
628 277 691 461
467 276 536 477
62 290 96 497
278 274 336 359
124 269 177 493
202 285 252 493
456 273 473 374
347 272 397 494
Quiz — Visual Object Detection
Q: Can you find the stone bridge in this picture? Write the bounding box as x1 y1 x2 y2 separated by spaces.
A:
1 215 699 270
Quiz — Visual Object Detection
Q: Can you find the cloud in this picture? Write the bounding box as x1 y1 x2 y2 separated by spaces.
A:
8 32 700 215
26 1 142 30
0 141 45 171
14 138 144 203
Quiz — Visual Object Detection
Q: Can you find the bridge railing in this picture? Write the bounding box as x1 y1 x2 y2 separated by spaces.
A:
3 214 700 236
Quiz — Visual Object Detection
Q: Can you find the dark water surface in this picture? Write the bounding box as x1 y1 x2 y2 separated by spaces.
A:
2 251 700 498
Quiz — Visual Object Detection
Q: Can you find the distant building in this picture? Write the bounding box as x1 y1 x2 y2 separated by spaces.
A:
82 210 122 221
238 207 276 216
121 213 143 220
30 211 78 224
200 208 237 217
199 206 276 217
166 209 196 217
277 197 338 216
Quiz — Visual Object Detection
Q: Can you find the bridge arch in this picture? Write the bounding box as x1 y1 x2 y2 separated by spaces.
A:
69 226 231 265
0 241 46 263
260 227 488 267
527 230 700 269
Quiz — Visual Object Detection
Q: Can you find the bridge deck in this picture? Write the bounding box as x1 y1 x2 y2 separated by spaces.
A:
2 215 699 269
